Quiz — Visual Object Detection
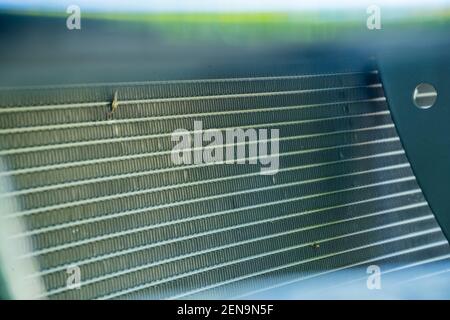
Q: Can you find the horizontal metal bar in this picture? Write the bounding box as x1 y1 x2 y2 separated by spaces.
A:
0 124 397 177
39 201 429 298
97 221 439 300
7 153 408 219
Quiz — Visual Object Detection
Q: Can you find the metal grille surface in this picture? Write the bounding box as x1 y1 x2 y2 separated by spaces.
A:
0 69 449 299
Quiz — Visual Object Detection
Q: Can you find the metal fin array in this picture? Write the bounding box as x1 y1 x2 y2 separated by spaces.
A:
0 70 449 299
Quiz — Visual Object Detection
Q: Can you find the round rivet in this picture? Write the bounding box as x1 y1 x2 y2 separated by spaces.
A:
413 83 437 109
